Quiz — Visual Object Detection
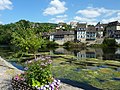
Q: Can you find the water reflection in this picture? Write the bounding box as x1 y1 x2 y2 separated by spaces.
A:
51 47 120 60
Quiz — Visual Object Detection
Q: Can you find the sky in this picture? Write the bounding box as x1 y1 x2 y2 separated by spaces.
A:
0 0 120 25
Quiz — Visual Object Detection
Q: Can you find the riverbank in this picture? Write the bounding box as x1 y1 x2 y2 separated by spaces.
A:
0 56 83 90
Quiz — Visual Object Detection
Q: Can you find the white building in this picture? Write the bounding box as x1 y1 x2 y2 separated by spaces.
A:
70 22 77 29
75 23 87 42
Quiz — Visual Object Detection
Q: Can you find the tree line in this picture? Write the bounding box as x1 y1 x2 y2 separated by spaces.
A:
0 20 57 45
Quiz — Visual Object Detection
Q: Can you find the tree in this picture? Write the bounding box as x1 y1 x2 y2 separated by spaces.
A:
0 24 13 45
103 38 117 47
11 28 45 59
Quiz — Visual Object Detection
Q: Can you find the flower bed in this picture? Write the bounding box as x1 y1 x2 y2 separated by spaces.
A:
11 55 60 90
12 76 60 90
11 78 37 90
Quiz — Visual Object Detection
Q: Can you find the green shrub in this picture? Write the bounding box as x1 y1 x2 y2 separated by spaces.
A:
24 56 53 86
63 41 86 48
103 38 117 47
46 41 58 48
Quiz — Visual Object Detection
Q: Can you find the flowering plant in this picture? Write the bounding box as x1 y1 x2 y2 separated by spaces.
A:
13 55 60 90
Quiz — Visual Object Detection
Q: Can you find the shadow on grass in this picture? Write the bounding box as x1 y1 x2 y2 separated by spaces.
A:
59 78 101 90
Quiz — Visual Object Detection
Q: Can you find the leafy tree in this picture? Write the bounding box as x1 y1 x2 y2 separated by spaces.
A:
0 24 13 45
103 38 117 47
15 20 31 30
11 28 45 59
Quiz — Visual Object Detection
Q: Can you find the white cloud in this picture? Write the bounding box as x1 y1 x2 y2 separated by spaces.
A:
0 0 12 10
102 15 120 23
43 0 67 15
74 16 96 22
49 14 67 23
117 12 120 16
74 16 97 25
75 6 120 24
77 6 120 18
77 7 101 18
101 10 120 23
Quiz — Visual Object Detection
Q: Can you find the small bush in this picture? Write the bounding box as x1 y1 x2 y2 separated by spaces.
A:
46 41 58 48
103 38 117 47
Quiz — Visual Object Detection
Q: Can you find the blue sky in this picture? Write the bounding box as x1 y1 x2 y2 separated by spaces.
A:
0 0 120 25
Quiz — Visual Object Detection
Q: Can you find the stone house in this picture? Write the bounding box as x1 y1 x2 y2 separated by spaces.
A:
106 21 120 44
50 30 74 45
106 21 120 38
95 22 107 38
56 22 67 30
70 22 77 29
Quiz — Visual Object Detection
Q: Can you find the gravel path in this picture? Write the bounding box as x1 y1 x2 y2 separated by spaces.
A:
0 57 83 90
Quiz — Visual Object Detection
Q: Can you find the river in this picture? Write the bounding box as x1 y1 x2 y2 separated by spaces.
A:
0 46 120 90
50 47 120 61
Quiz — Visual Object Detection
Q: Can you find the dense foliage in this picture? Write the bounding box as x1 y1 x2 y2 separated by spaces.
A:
102 38 117 47
0 20 57 45
11 28 44 54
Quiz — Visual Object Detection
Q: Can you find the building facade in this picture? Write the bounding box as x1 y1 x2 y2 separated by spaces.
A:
75 23 87 42
50 21 120 45
50 30 74 45
95 22 107 38
86 26 96 41
106 21 120 38
106 21 120 44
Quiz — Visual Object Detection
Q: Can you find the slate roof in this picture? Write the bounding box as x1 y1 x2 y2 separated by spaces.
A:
107 21 120 26
51 30 74 35
87 26 96 32
76 23 87 29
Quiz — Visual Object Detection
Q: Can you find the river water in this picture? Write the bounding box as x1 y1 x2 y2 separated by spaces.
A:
1 46 120 61
0 46 120 90
50 47 120 61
